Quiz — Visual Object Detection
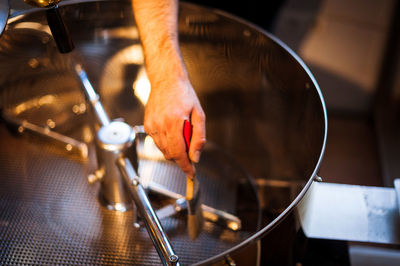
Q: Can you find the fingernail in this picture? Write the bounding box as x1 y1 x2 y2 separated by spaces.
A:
192 150 201 163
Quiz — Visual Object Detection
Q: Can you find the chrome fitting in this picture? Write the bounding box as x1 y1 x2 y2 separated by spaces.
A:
94 120 138 212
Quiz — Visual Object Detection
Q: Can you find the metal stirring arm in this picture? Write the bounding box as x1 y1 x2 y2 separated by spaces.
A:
117 157 179 265
74 64 180 266
1 112 88 158
147 181 242 232
74 64 110 126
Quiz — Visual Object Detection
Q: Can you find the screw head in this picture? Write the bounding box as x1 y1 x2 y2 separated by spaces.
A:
169 254 179 263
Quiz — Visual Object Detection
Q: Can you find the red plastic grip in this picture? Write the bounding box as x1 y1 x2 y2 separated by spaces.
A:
183 120 192 152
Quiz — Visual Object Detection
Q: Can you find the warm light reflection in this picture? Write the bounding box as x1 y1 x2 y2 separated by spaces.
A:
114 203 128 212
13 22 52 35
24 0 61 8
100 45 145 102
13 95 56 115
228 221 240 231
133 68 151 106
82 125 94 144
95 27 139 40
140 135 164 160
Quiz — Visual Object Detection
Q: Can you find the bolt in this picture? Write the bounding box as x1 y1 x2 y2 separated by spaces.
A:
131 177 139 186
87 169 104 184
225 255 236 266
314 175 323 182
169 254 179 263
65 144 73 151
133 222 140 229
46 119 56 129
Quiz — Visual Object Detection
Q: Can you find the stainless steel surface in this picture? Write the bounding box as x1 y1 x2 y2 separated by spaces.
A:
0 0 8 36
201 203 242 232
394 179 400 216
297 182 400 244
94 121 135 211
149 181 242 231
0 0 327 264
1 112 88 158
117 157 179 266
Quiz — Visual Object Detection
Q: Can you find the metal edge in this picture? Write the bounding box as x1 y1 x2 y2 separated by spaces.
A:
185 3 329 265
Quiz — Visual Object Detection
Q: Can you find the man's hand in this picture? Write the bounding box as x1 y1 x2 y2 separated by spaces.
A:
144 76 206 178
132 0 206 177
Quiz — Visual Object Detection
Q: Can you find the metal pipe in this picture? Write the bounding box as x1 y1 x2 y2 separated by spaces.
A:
74 66 178 265
117 157 180 266
74 64 110 127
1 113 88 158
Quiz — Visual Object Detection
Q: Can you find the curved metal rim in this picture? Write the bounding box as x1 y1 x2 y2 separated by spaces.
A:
6 1 328 264
190 4 328 266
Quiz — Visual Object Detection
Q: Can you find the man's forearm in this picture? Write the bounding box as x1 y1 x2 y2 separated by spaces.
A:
131 0 188 86
131 0 206 176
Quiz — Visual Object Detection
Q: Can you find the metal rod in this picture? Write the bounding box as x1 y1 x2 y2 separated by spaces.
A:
117 157 180 266
74 64 110 127
1 113 88 158
147 181 242 231
74 67 178 265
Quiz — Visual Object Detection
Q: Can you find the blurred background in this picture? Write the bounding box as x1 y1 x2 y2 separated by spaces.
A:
185 1 400 265
186 0 400 189
185 2 400 264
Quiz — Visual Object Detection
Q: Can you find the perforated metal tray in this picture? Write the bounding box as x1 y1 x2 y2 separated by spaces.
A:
0 0 327 264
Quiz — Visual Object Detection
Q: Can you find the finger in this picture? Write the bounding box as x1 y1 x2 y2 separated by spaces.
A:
189 106 206 163
144 113 170 158
156 131 169 159
175 156 195 178
148 130 168 158
166 121 194 177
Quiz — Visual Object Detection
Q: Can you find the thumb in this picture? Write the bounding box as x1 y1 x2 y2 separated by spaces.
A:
189 107 206 163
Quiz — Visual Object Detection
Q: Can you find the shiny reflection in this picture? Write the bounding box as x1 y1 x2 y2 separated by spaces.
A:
0 0 326 265
13 95 56 115
133 68 151 106
101 44 144 93
13 21 51 35
139 135 164 160
95 26 139 40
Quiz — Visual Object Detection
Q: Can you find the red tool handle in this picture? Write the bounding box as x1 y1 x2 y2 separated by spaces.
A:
183 120 192 152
